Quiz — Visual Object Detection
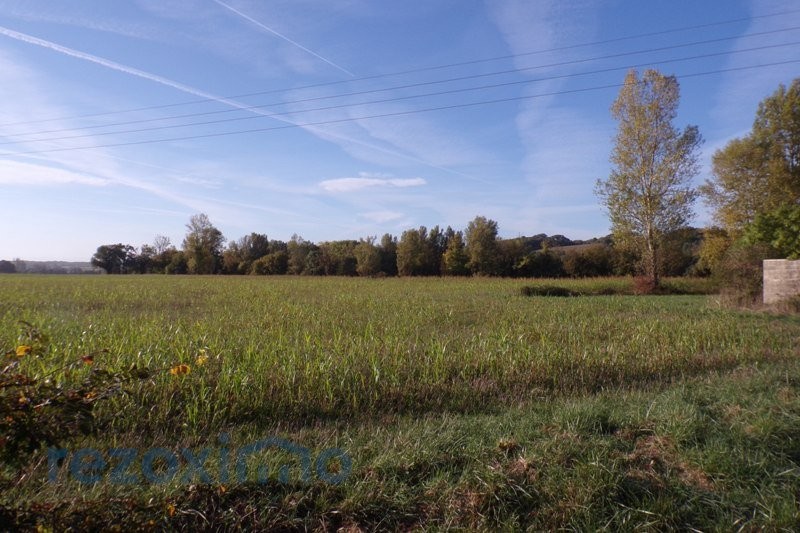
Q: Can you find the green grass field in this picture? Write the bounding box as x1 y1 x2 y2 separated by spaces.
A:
2 275 799 530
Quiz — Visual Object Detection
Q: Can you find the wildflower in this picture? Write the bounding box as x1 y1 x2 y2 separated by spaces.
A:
167 503 176 517
169 364 191 376
15 345 32 357
84 391 97 400
81 355 94 365
195 354 209 367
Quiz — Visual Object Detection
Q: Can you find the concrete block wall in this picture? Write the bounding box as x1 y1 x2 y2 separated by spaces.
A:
763 259 800 305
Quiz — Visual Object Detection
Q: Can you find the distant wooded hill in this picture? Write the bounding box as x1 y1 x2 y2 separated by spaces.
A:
0 260 101 274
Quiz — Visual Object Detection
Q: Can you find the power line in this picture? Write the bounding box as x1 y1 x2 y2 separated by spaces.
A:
1 7 798 129
4 40 797 146
4 59 797 157
4 25 798 141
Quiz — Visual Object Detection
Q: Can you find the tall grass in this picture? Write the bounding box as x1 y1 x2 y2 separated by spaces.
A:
0 275 793 434
2 275 800 529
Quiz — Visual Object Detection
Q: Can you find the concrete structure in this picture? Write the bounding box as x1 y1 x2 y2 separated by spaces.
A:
763 259 800 305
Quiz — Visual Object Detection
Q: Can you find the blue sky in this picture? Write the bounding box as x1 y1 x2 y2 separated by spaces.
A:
0 0 798 261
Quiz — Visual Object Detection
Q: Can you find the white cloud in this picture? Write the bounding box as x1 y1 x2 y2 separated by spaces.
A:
0 160 108 186
518 106 610 198
487 0 605 199
344 102 497 170
0 21 479 180
0 50 239 214
278 80 495 179
0 24 251 114
319 175 426 192
359 210 404 223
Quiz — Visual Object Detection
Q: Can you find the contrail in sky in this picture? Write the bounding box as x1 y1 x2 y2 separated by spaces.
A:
0 25 225 104
211 0 355 77
0 25 476 178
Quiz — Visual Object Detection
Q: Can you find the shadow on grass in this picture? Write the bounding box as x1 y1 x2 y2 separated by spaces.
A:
518 280 714 298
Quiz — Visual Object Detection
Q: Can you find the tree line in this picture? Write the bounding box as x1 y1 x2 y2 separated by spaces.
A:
90 71 798 289
92 214 603 277
89 214 705 278
0 260 98 274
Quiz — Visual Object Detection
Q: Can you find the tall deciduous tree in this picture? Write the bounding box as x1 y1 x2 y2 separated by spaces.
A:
318 241 357 276
426 225 446 276
222 232 269 274
182 213 225 274
396 227 429 276
287 234 314 275
379 233 398 276
701 79 800 233
153 235 172 255
442 231 469 276
596 69 702 286
149 235 176 273
354 237 382 276
395 227 442 276
465 216 499 276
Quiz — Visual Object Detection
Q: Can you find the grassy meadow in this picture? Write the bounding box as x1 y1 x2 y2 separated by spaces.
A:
2 274 800 530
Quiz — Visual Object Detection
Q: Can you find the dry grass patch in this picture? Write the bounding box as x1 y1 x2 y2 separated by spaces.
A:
623 435 714 492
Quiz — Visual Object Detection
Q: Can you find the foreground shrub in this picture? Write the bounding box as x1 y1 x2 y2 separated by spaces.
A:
515 249 565 278
1 322 205 476
250 251 289 275
633 276 657 295
696 227 731 276
562 245 616 278
519 285 576 297
743 203 800 260
715 242 776 307
768 295 800 315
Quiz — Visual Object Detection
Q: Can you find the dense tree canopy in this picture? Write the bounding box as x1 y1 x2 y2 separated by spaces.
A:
379 234 398 276
702 79 800 234
0 260 17 273
182 214 225 274
397 227 431 277
286 234 315 275
465 216 499 276
90 211 702 280
743 203 800 260
222 233 270 274
91 244 135 274
442 231 469 276
354 238 381 277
